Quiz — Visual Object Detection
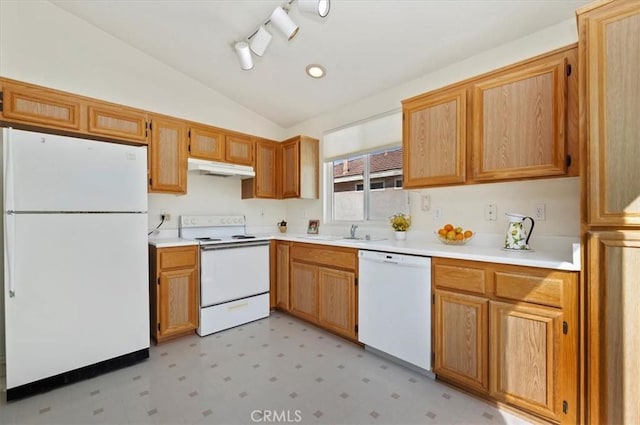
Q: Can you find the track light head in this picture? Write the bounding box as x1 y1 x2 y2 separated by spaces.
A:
234 41 253 70
249 26 273 56
298 0 331 18
270 6 299 41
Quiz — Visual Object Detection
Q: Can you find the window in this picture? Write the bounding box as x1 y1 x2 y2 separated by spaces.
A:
327 146 408 222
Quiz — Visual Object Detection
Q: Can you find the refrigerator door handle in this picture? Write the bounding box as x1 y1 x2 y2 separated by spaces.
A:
4 127 15 212
5 211 15 297
4 128 16 297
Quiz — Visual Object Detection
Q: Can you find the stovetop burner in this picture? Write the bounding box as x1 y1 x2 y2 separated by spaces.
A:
231 235 256 240
194 237 222 242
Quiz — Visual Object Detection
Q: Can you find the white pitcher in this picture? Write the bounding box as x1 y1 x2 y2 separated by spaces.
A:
504 213 535 250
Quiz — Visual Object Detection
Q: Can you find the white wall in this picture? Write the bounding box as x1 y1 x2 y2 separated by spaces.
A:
284 19 581 239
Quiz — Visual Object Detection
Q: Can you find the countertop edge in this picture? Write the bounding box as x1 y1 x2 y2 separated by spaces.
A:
147 234 581 271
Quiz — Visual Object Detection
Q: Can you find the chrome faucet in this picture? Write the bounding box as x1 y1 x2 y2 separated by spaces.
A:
350 224 359 238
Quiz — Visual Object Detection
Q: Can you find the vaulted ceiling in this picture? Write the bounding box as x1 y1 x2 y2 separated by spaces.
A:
50 0 590 128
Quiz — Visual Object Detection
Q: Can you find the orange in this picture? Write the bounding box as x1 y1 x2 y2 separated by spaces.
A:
446 231 456 240
444 224 454 232
455 233 464 241
464 230 473 238
438 228 448 236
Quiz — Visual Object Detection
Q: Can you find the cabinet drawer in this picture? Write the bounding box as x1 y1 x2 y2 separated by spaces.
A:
434 263 486 294
158 246 198 270
494 271 572 308
291 244 357 270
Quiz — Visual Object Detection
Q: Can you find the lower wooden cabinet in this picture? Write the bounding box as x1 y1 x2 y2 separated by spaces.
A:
490 301 563 420
587 231 640 424
149 245 199 343
432 257 578 424
318 267 356 340
283 243 358 339
434 290 488 393
275 241 291 311
290 261 318 323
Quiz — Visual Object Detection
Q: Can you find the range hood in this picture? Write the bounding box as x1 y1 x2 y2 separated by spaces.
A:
187 158 255 178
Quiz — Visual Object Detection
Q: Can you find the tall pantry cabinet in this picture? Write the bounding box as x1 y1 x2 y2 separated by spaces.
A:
577 1 640 424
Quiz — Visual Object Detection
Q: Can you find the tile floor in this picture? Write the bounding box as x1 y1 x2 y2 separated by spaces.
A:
0 312 534 425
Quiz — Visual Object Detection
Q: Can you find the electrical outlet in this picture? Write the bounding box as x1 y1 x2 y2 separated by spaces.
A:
485 204 497 221
534 203 546 221
421 194 431 211
433 207 442 221
160 209 171 221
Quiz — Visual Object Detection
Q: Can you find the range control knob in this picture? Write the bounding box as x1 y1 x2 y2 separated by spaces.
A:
190 219 197 225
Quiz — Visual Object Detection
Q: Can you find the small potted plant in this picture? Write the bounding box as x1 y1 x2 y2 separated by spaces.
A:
277 220 287 233
390 213 411 240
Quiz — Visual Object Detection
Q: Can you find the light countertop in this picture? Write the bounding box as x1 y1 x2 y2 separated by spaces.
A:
148 232 580 271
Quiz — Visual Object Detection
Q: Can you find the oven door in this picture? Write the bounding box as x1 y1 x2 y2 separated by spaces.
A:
200 241 270 307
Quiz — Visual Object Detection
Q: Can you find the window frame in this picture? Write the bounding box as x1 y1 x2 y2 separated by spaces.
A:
323 145 407 224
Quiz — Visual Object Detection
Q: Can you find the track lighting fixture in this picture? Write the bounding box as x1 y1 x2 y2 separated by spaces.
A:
233 0 331 71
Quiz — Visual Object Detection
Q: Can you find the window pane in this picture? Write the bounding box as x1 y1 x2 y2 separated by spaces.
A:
330 147 406 222
333 156 364 221
368 147 407 221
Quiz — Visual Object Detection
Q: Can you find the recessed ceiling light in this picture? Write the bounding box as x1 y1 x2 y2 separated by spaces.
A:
306 64 326 79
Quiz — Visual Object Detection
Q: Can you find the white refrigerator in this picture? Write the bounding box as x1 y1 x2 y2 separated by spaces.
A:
2 128 150 400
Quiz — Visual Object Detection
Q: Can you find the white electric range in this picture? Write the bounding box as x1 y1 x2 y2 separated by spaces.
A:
179 215 270 336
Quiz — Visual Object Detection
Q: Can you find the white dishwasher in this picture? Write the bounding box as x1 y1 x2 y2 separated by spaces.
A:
358 250 432 372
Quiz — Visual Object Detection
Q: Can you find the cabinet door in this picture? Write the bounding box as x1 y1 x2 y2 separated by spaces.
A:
587 230 640 425
290 261 318 323
403 88 467 187
584 3 640 226
0 80 81 131
225 134 254 165
158 266 198 340
472 54 568 181
148 116 188 194
255 139 279 198
489 300 563 421
189 124 225 161
434 290 488 393
276 242 290 311
318 267 356 339
86 102 148 143
281 139 300 198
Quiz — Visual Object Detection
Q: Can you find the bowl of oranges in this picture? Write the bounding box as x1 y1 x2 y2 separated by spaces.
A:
437 224 474 245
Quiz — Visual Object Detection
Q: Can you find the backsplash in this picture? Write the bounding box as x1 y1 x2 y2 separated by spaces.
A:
148 173 287 234
285 177 580 239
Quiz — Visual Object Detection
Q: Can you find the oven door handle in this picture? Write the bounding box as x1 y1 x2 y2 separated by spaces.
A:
200 241 270 250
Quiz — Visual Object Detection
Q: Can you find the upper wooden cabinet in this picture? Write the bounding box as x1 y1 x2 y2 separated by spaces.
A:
188 124 225 161
401 45 578 188
148 115 188 194
0 78 149 145
242 138 280 199
282 135 319 199
472 52 569 181
225 133 254 166
86 101 148 143
402 87 467 188
0 78 82 131
579 0 640 226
